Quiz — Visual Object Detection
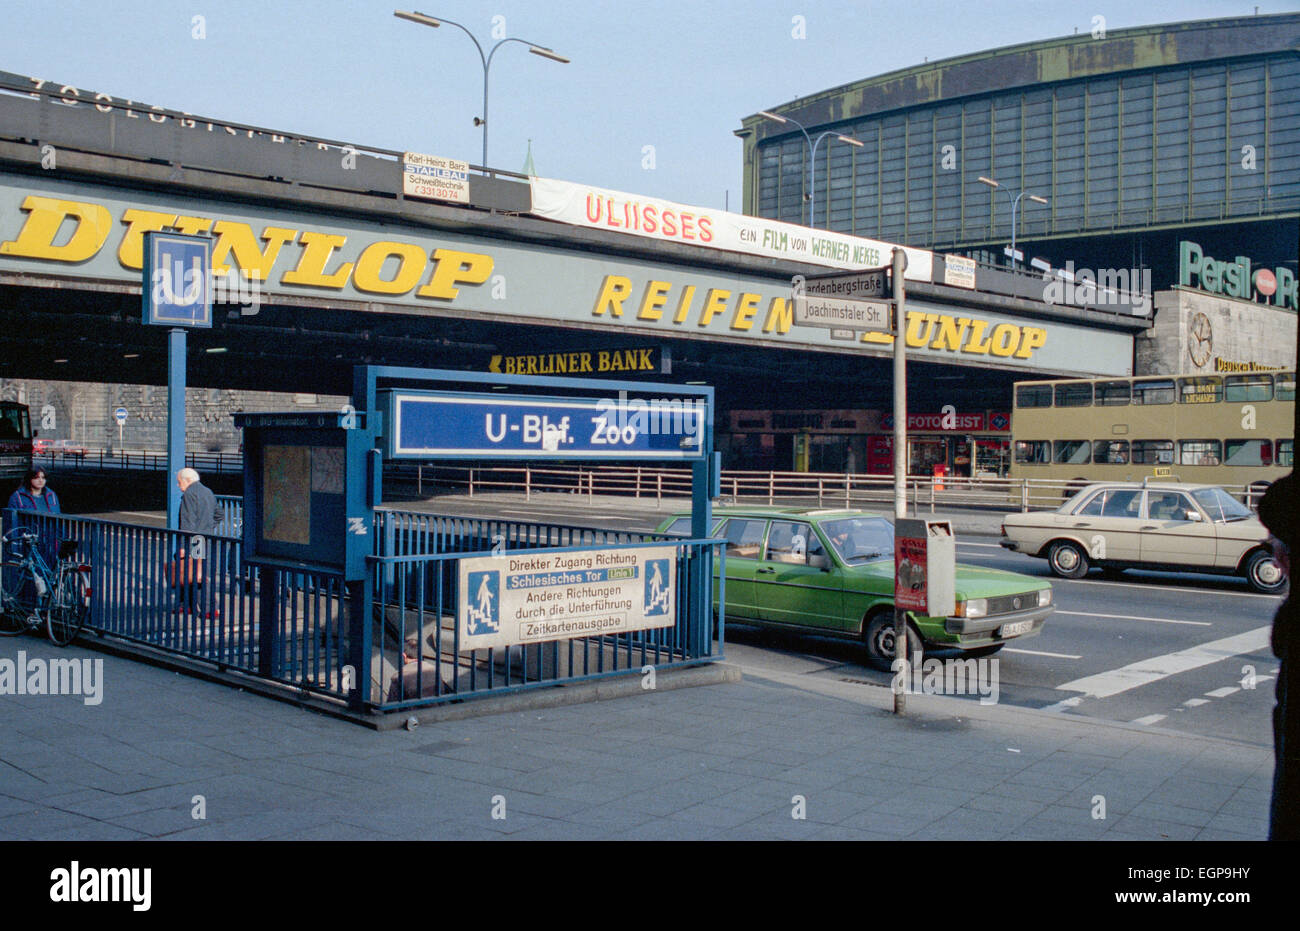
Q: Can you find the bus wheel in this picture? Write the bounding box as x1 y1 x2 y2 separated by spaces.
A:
1048 540 1089 579
1243 548 1287 595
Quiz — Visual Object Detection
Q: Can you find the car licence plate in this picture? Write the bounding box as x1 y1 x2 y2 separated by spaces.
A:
999 619 1034 637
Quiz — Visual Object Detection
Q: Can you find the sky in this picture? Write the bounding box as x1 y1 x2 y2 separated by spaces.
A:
1 0 1292 210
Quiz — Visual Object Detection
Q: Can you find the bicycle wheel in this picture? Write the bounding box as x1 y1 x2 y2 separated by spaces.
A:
46 568 89 647
0 561 32 636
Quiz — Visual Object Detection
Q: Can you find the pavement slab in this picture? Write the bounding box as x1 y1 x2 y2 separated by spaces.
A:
0 634 1277 841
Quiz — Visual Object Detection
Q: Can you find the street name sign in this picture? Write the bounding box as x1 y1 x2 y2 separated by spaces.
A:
793 295 892 332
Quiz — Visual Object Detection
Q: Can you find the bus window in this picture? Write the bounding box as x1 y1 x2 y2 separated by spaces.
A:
1132 380 1175 405
1224 439 1272 467
1278 439 1294 467
1015 384 1053 408
1014 440 1051 464
1224 375 1272 402
1277 373 1296 402
1178 377 1223 404
1053 440 1091 464
1095 381 1132 406
1092 440 1130 464
1132 440 1174 464
1054 383 1093 407
1178 439 1222 466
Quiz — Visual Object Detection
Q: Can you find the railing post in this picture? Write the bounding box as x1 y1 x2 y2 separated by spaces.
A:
468 468 475 497
635 467 642 499
417 465 422 497
930 480 935 513
657 472 662 504
525 465 530 501
845 473 851 506
1021 479 1029 512
817 478 823 505
588 469 594 502
768 472 775 506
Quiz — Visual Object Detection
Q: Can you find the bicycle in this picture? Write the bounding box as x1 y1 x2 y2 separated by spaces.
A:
0 527 91 646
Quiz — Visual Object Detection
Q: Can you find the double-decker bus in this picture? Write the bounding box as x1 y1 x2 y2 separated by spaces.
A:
1008 371 1294 498
0 402 34 486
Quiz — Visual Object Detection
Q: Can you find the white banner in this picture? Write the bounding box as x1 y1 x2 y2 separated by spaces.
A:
458 546 678 651
529 177 932 281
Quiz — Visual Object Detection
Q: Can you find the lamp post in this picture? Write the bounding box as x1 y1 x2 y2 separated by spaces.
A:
395 10 569 168
759 111 864 228
978 176 1048 267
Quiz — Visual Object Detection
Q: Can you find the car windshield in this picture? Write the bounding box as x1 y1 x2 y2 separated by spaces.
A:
820 517 894 564
1191 487 1253 522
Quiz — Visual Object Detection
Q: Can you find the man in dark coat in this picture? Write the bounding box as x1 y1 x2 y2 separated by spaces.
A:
1259 472 1297 840
175 468 222 617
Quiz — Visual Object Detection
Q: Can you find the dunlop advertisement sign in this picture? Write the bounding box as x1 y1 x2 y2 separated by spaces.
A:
0 177 1132 375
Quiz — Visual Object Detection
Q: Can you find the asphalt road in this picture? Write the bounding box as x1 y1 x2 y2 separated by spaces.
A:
378 493 1283 749
87 493 1284 748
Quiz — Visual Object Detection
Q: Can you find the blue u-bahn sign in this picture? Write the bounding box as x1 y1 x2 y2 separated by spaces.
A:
382 390 707 460
142 231 213 327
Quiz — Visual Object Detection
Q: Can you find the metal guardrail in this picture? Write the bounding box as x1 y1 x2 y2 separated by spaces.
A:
390 463 1269 513
368 536 721 710
1 507 349 702
36 449 243 475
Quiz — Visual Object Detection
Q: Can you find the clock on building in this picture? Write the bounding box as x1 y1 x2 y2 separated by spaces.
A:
1187 312 1213 368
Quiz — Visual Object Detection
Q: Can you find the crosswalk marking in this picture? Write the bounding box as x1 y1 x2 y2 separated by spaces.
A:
1205 686 1240 698
1055 610 1210 627
1053 626 1271 699
1131 714 1167 726
1183 698 1209 707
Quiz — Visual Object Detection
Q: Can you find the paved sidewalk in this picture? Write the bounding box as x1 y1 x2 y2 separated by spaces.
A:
0 637 1272 840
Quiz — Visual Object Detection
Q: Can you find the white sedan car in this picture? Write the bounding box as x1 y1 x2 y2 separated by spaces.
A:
1000 481 1287 593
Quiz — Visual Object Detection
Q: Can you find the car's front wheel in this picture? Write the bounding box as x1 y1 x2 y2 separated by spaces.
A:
1243 548 1287 595
1047 540 1090 579
862 611 922 672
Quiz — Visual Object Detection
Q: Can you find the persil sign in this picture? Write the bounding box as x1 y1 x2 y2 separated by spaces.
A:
529 177 932 282
1179 240 1297 311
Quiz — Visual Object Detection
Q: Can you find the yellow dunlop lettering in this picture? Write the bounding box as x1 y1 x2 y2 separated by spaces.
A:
929 315 970 352
699 289 731 326
1013 327 1047 359
672 285 696 324
211 222 297 280
353 240 427 294
637 280 672 321
592 275 632 316
762 297 792 334
0 195 112 263
989 323 1021 357
116 209 176 269
282 231 354 288
730 293 760 331
416 248 493 300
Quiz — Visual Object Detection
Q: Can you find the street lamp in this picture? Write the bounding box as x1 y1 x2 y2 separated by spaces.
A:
395 10 569 168
978 176 1048 267
759 110 864 228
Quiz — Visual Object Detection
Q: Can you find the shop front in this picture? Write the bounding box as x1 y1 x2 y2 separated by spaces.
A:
721 409 1010 476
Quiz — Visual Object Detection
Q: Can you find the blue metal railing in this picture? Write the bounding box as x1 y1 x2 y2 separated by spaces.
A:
1 502 724 713
0 507 350 702
368 537 721 711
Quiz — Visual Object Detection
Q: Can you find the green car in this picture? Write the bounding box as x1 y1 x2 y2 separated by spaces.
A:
656 506 1054 671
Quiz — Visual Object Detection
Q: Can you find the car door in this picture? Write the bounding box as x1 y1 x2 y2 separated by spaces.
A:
754 520 845 630
1068 487 1145 563
1138 490 1216 567
716 518 768 620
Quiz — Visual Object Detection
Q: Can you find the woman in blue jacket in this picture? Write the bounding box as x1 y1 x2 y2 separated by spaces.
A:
7 468 60 514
